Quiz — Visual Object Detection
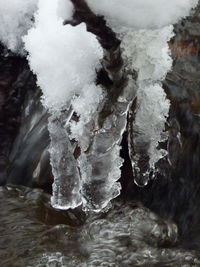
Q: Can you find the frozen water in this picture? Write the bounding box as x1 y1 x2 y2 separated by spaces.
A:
78 90 133 211
48 112 82 210
120 26 174 82
86 0 198 29
0 0 38 54
24 0 105 210
13 0 199 209
120 27 172 185
132 84 170 169
70 84 104 151
23 0 103 112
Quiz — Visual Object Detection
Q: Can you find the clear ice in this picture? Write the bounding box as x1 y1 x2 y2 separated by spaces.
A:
48 111 82 210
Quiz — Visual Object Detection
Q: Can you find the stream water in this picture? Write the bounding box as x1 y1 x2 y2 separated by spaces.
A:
1 185 200 267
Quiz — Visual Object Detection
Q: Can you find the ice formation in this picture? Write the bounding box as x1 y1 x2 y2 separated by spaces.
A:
48 112 82 210
24 0 113 211
86 0 197 187
77 79 135 211
120 27 172 186
0 0 196 211
0 0 38 54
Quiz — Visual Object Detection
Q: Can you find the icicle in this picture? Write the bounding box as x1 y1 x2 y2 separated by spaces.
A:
48 111 82 210
78 80 135 212
124 28 172 185
128 84 170 187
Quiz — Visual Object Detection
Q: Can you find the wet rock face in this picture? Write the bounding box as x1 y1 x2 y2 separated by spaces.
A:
0 45 52 191
0 46 36 185
165 11 200 247
7 87 52 190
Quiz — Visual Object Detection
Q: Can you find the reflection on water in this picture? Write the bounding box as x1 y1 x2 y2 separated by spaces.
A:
0 185 199 267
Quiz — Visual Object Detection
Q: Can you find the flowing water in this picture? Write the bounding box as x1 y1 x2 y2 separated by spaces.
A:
1 185 200 267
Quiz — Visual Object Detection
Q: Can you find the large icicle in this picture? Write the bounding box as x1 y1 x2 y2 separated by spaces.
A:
76 80 136 211
123 27 172 187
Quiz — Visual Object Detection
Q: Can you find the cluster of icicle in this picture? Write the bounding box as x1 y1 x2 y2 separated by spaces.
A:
0 0 197 212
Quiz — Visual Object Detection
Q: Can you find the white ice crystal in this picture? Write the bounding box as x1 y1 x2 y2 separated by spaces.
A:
78 81 135 211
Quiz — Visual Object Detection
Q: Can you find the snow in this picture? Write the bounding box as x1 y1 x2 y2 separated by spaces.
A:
0 0 38 54
86 0 198 29
121 26 174 82
57 0 74 21
24 0 103 112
